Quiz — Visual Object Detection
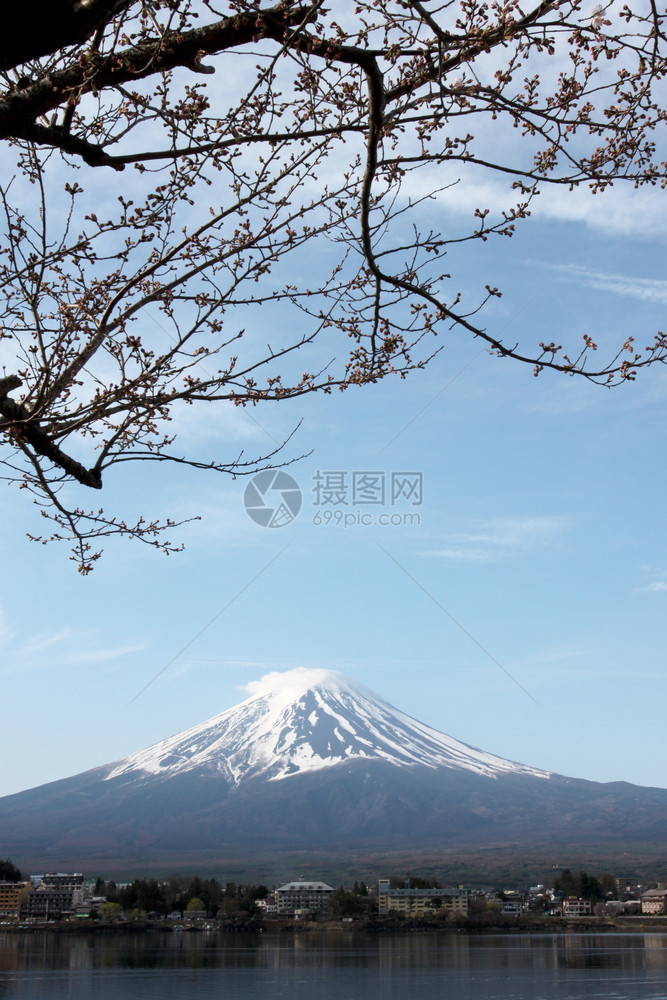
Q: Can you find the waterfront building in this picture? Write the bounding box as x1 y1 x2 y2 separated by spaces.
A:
377 879 469 916
275 879 335 915
0 882 28 921
641 889 667 915
561 898 592 917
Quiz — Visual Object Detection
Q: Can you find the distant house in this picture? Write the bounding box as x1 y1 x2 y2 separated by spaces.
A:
377 879 468 916
256 897 278 916
641 889 667 915
40 873 84 890
21 872 86 922
562 898 592 917
22 889 76 921
0 882 28 922
275 880 334 916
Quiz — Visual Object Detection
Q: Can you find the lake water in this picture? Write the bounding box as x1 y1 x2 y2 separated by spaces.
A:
1 930 667 999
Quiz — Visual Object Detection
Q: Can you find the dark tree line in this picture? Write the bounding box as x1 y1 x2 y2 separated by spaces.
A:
97 875 268 917
0 858 21 881
552 869 616 903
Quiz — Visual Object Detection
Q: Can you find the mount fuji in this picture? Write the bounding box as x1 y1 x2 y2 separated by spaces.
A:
1 668 666 871
104 668 550 785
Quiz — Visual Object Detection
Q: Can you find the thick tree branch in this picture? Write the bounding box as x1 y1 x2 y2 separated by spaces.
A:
18 122 125 169
0 3 315 141
0 378 102 488
0 0 135 71
0 0 665 570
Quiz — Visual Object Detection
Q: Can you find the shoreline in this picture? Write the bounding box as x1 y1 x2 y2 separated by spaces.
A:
3 915 667 935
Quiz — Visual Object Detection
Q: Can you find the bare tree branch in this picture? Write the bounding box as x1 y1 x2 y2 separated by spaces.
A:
0 0 665 570
0 0 135 71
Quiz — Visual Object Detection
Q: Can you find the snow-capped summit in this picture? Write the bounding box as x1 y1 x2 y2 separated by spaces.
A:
3 666 667 872
105 667 550 785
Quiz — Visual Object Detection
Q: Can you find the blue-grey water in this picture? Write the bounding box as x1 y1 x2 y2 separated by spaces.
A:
1 930 667 998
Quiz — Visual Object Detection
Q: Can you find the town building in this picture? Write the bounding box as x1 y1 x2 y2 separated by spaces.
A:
615 877 641 899
641 889 667 915
40 873 84 891
0 882 28 921
21 872 86 921
562 898 592 917
275 879 335 916
41 873 85 909
377 880 469 916
22 889 76 921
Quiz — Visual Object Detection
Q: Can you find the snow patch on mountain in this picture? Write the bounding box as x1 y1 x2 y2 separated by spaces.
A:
105 667 551 785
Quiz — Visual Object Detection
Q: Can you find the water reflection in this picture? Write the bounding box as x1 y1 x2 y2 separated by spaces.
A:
1 930 667 973
2 932 667 1000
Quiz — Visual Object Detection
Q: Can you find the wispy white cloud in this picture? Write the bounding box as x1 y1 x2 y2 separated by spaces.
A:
513 644 667 682
534 183 667 239
523 647 587 667
21 628 74 657
634 565 667 593
424 514 569 562
168 484 270 547
65 642 149 666
429 170 667 240
241 666 331 699
0 606 14 647
0 618 147 676
545 264 667 304
166 656 282 683
637 580 667 593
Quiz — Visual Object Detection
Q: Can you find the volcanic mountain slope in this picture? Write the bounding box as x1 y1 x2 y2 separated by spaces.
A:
1 668 666 869
103 668 551 784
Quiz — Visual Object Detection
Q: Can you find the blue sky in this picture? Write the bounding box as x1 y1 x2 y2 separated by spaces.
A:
2 160 667 800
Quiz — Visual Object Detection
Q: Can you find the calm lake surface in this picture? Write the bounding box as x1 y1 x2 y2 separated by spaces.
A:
1 930 667 999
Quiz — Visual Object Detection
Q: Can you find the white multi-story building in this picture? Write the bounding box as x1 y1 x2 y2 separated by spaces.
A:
562 898 592 917
275 879 335 915
41 873 85 909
